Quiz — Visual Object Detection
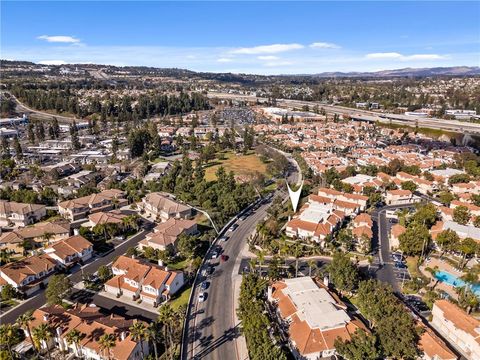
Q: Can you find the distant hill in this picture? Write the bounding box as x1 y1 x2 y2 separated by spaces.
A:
308 66 480 78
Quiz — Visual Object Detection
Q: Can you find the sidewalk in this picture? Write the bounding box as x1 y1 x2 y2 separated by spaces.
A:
231 242 250 360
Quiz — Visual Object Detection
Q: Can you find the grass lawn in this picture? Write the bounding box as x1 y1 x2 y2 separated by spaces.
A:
406 256 422 279
170 286 192 311
204 151 268 181
167 259 190 270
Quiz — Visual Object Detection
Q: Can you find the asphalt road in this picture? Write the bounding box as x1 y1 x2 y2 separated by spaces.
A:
4 91 81 124
0 229 150 324
371 203 418 292
182 155 300 360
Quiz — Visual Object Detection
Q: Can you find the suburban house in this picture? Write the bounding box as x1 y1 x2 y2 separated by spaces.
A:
141 192 193 222
0 254 57 295
58 189 127 221
0 200 46 228
44 235 93 267
26 304 148 360
450 200 480 217
431 221 480 243
351 213 373 253
87 210 128 227
0 221 70 256
138 218 197 252
390 224 406 250
268 277 368 359
386 189 414 205
104 256 184 307
431 300 480 359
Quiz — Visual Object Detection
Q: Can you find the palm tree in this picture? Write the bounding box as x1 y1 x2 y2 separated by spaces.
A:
129 322 147 358
33 323 53 360
0 324 21 360
146 321 161 360
293 242 303 278
0 249 12 265
249 258 258 274
65 329 84 358
98 333 116 360
16 311 39 356
257 250 266 277
158 304 175 360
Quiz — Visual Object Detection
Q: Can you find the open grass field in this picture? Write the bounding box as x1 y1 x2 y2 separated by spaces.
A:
204 151 268 181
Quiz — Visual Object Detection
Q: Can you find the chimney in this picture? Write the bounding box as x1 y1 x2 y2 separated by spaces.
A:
165 266 169 272
267 286 273 301
120 331 126 341
73 228 79 236
158 259 163 266
323 276 329 288
56 327 62 337
43 314 49 321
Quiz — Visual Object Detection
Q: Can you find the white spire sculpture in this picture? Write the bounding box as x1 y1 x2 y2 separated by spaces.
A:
286 179 303 213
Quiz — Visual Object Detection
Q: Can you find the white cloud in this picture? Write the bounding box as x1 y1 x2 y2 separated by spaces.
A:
366 52 446 61
257 55 279 60
231 43 303 55
366 52 404 59
217 57 233 63
37 35 80 43
38 60 67 65
309 42 340 49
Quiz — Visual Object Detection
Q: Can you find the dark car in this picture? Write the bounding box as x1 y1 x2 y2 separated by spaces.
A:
394 261 407 269
200 281 209 290
220 254 229 262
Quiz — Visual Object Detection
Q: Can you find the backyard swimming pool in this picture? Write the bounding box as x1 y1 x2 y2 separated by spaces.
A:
434 270 480 297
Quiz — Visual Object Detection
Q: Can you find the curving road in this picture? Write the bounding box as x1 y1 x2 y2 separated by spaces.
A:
3 91 82 124
182 155 300 360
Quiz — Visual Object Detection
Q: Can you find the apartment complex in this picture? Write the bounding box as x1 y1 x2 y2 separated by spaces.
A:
431 300 480 359
27 304 148 360
104 256 184 307
268 277 367 359
58 189 127 221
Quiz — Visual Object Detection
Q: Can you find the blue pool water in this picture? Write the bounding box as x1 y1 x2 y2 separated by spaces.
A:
434 270 480 297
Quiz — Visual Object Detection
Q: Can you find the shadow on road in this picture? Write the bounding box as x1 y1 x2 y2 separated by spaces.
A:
192 324 241 359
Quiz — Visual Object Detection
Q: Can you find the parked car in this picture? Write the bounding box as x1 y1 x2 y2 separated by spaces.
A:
391 253 404 262
200 281 209 290
211 251 219 259
220 236 229 242
394 261 407 269
220 254 229 262
198 292 206 302
228 224 238 232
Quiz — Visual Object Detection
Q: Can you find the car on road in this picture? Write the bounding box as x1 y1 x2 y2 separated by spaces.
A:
200 281 209 290
198 292 206 302
239 214 248 221
219 236 229 242
394 261 407 269
228 224 238 232
391 253 404 262
220 254 229 262
211 250 219 259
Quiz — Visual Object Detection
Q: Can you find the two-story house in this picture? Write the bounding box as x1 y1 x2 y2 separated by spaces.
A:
141 192 193 222
44 235 93 268
0 200 46 228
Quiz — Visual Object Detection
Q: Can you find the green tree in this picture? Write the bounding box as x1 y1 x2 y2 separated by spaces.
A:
16 311 38 356
411 203 438 228
65 329 85 358
1 284 16 301
97 265 113 283
438 191 455 205
33 323 53 360
158 304 175 360
0 324 22 360
129 322 147 358
453 205 471 225
45 274 72 305
436 229 460 253
326 251 359 294
401 181 417 192
334 329 380 360
98 333 116 360
399 223 431 256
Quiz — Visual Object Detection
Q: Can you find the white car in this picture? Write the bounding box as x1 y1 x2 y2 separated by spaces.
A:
211 251 219 259
198 292 206 302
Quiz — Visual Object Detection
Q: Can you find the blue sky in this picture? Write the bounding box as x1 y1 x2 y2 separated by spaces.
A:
1 1 479 74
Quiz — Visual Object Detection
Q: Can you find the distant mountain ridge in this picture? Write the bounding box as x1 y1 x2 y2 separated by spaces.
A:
1 60 479 79
307 66 480 78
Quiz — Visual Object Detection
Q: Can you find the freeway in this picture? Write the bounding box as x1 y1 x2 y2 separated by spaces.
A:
3 91 81 124
0 227 151 324
208 92 480 135
182 155 300 360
